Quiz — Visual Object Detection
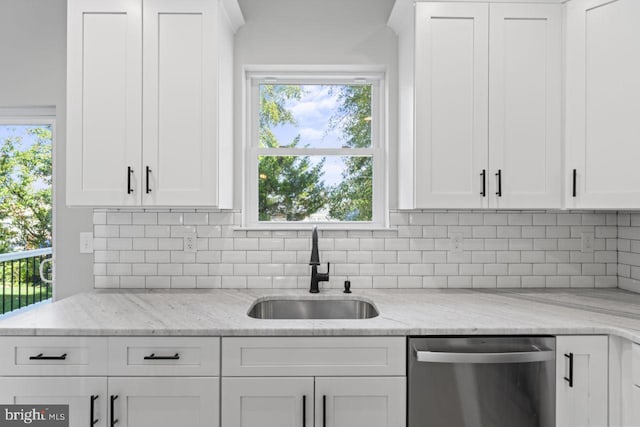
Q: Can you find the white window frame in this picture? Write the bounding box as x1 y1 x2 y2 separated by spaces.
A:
243 68 387 229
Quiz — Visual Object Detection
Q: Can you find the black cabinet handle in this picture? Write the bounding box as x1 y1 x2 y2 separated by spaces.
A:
480 169 486 197
495 170 502 197
29 353 67 360
572 169 577 198
564 353 574 387
90 395 99 426
127 167 134 194
302 395 306 427
143 353 180 360
145 166 152 194
110 395 118 427
322 395 326 427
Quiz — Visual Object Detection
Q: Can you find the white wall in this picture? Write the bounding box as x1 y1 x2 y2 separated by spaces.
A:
234 0 399 208
0 0 94 299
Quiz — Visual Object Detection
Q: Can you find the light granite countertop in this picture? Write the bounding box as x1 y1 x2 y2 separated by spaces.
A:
1 289 640 342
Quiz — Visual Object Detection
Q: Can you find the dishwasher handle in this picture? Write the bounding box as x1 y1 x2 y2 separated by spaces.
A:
415 348 554 364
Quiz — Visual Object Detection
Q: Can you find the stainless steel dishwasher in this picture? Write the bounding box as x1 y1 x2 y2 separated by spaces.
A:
408 336 555 427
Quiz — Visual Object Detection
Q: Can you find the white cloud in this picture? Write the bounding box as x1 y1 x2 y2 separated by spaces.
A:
299 127 324 141
288 85 340 121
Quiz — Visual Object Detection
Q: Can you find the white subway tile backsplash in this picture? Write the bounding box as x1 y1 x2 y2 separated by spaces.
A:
93 209 624 291
409 213 434 225
373 276 397 288
158 213 183 225
184 212 209 225
106 212 132 225
94 225 119 238
120 277 145 288
132 213 157 225
145 276 170 288
133 238 158 251
423 276 447 288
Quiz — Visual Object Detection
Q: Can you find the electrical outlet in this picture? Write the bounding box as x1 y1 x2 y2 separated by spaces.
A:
184 233 197 253
449 232 464 254
581 232 595 253
80 232 93 254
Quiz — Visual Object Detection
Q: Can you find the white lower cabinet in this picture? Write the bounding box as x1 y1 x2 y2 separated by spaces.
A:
222 377 313 427
108 377 218 427
221 376 405 427
0 377 108 427
556 335 608 427
632 386 640 426
0 377 219 427
221 337 406 427
315 377 406 427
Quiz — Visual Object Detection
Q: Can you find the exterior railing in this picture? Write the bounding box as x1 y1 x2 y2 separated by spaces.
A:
0 248 53 315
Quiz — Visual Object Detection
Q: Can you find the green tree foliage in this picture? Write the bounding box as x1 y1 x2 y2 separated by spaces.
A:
258 85 327 221
0 126 52 252
327 86 373 221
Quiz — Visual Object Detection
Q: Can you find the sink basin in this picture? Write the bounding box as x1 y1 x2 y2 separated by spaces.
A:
248 298 379 319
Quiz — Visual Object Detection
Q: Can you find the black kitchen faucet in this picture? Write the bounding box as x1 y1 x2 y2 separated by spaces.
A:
309 226 330 293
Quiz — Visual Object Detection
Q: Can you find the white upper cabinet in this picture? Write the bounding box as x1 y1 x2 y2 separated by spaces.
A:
489 4 563 209
67 0 142 206
392 1 563 209
413 3 489 209
566 0 640 209
67 0 242 207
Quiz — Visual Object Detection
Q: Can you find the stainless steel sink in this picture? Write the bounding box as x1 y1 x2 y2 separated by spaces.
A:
248 298 379 319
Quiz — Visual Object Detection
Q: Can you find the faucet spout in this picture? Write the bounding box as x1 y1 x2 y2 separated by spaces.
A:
310 226 320 265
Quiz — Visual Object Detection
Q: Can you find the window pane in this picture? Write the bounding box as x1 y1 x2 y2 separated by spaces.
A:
259 84 372 149
258 155 373 222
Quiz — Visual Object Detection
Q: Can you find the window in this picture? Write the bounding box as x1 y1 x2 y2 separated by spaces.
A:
245 71 386 228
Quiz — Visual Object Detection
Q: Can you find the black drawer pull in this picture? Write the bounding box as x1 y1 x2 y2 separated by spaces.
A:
145 166 152 194
322 395 326 427
495 169 502 197
110 395 118 427
572 169 577 198
564 353 574 387
90 395 99 426
480 169 486 197
127 167 134 194
143 353 180 360
29 353 67 360
302 395 306 427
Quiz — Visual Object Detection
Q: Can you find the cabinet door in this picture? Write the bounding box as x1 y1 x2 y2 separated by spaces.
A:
67 0 142 206
221 377 313 427
142 0 218 206
556 336 608 427
0 377 108 427
566 0 640 208
107 377 218 427
414 3 489 209
315 377 406 427
489 4 562 209
632 386 640 426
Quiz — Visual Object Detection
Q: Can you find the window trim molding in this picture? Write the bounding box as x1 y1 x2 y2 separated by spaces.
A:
242 66 388 229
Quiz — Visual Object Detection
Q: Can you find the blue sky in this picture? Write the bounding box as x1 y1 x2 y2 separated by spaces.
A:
267 85 347 187
0 125 50 148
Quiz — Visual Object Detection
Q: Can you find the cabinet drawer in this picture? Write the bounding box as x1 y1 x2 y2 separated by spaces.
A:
222 337 405 376
0 337 108 376
633 343 640 386
108 337 220 376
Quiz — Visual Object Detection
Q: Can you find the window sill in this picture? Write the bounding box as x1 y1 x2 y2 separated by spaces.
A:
235 225 392 232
